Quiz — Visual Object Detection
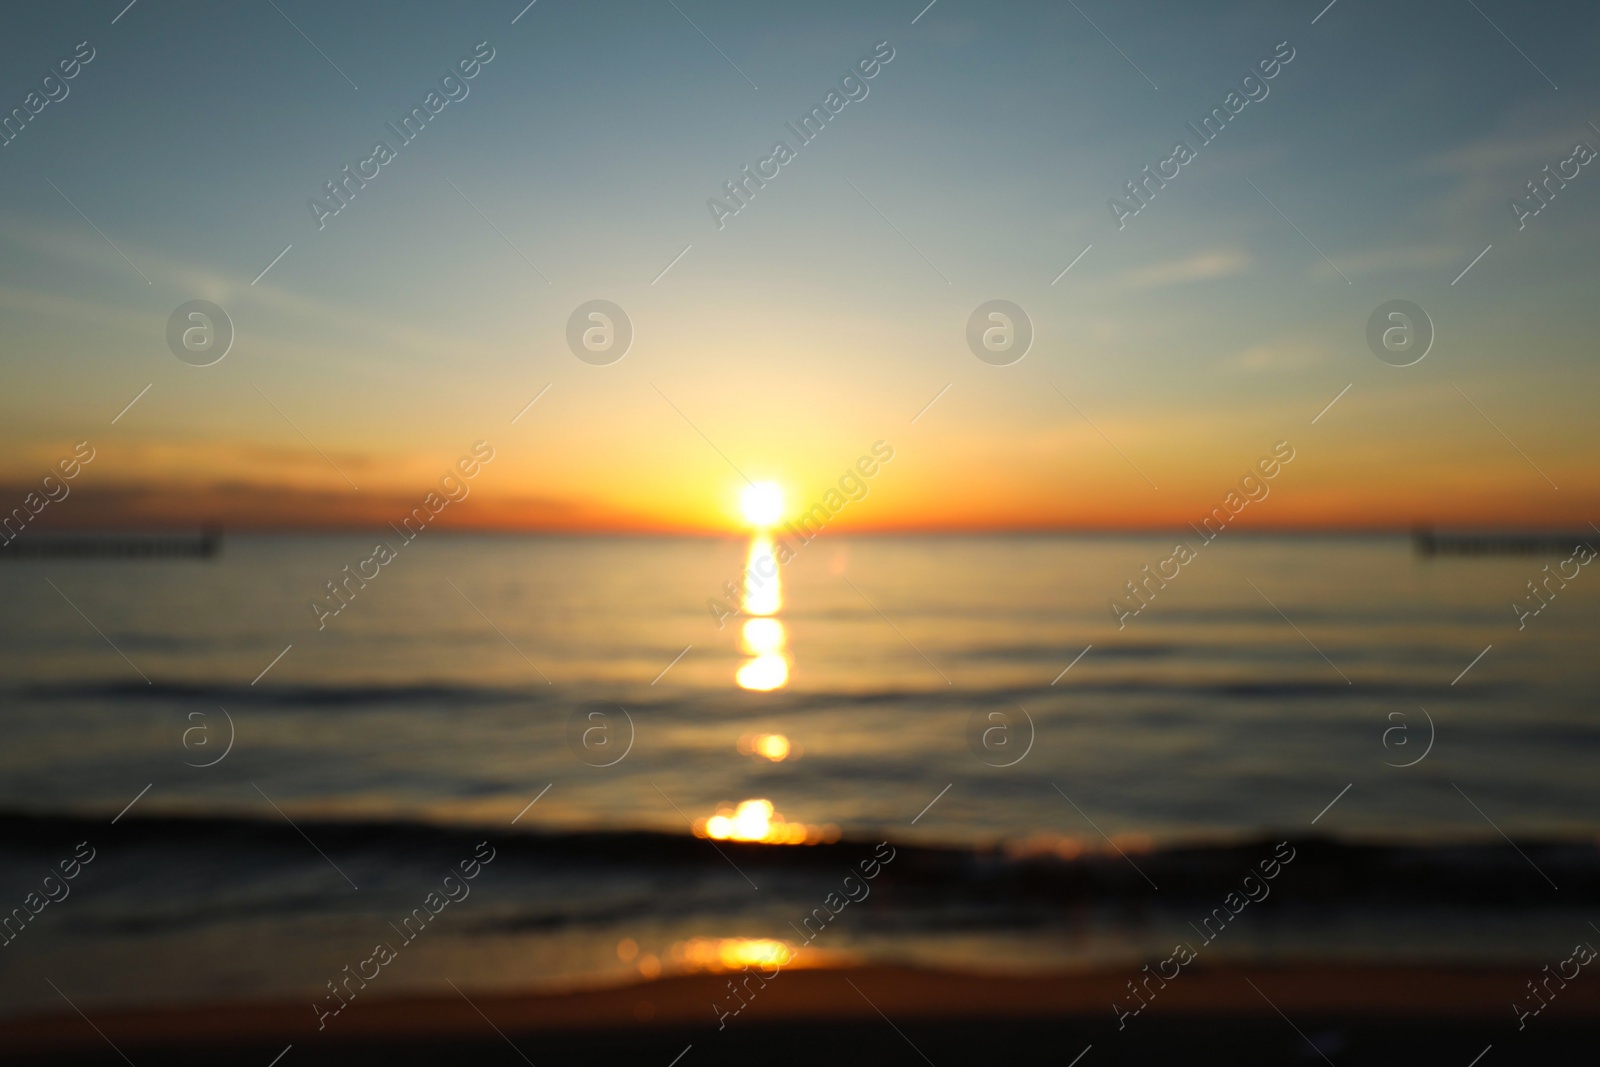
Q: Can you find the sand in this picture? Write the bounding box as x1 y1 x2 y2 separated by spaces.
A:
6 963 1596 1057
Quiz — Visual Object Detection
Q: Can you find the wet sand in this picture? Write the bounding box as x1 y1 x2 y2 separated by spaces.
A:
7 964 1598 1064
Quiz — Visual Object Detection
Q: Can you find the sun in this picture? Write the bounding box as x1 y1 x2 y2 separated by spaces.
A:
739 481 784 527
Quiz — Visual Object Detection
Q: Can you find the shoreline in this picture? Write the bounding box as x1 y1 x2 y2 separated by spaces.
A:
8 963 1597 1054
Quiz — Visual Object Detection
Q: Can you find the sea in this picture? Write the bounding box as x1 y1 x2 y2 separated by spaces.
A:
1 533 1596 1018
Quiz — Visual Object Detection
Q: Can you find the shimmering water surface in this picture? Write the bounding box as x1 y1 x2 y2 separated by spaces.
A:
1 534 1595 1015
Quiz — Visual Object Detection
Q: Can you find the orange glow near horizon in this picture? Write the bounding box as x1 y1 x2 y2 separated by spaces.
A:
30 455 1600 536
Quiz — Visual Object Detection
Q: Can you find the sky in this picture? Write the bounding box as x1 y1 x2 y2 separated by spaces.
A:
2 0 1598 533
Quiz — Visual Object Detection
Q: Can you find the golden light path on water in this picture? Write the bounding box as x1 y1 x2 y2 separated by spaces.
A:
734 519 790 691
714 484 829 845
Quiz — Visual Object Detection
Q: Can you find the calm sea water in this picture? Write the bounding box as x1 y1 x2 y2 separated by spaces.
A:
1 533 1596 1016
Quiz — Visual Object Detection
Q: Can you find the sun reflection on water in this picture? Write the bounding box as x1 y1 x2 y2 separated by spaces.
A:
671 937 796 972
739 533 782 618
739 617 785 654
692 798 838 845
738 732 792 761
735 653 788 691
736 531 790 690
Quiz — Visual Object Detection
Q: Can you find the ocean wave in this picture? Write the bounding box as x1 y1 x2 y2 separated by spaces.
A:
1 810 1591 908
13 673 1470 708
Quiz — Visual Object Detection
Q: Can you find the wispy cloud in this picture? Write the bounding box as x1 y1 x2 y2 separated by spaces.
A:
1225 338 1329 372
1103 248 1250 292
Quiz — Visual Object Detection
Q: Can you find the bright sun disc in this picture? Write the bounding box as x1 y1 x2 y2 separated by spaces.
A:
740 482 784 527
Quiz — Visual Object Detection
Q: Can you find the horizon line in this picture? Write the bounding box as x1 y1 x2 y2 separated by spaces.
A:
8 521 1595 539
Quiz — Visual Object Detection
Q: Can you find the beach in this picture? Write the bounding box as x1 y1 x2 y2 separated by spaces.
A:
9 963 1600 1064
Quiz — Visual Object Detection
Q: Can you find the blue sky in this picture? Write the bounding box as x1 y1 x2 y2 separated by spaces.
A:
2 0 1597 530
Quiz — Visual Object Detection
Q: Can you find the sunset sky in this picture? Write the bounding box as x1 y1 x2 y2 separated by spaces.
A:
3 0 1597 532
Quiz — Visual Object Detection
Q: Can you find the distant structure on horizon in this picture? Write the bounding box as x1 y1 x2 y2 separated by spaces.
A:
0 527 222 560
1412 525 1593 557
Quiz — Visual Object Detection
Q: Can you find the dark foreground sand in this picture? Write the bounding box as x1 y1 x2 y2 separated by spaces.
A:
8 965 1598 1065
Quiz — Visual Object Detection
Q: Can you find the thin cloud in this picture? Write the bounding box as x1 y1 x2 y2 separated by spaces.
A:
1104 248 1251 292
